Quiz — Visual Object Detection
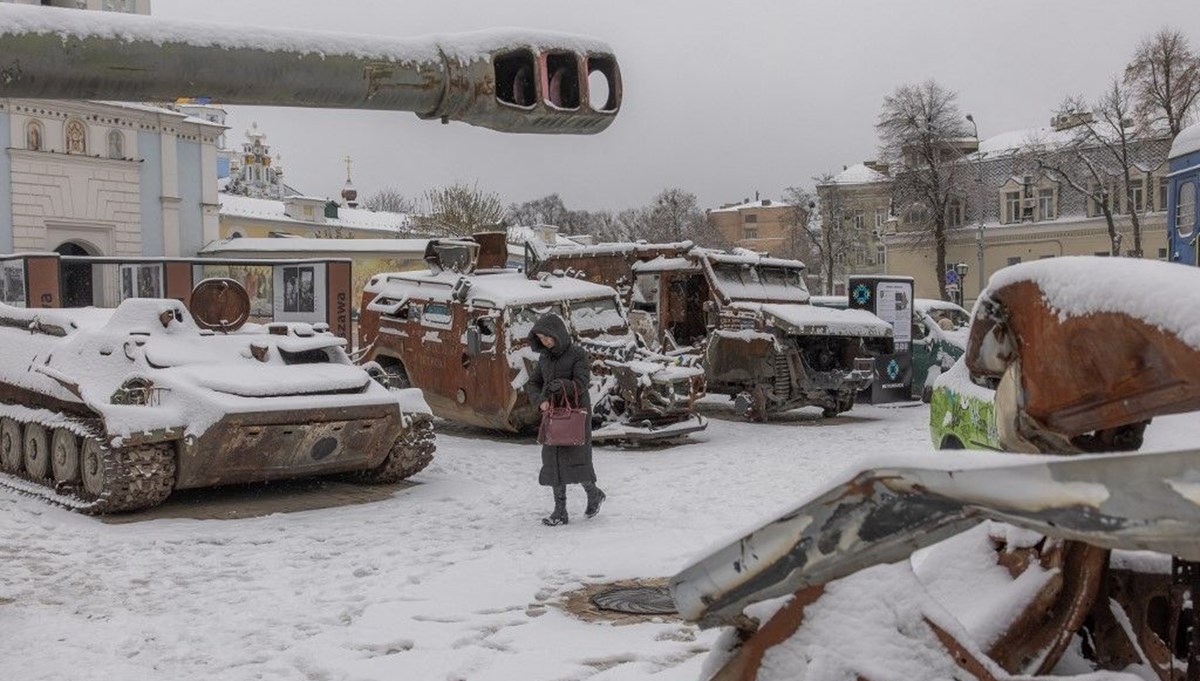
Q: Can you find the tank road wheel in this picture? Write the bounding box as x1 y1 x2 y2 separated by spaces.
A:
22 423 50 479
80 439 176 513
0 417 22 473
354 415 435 484
51 429 81 484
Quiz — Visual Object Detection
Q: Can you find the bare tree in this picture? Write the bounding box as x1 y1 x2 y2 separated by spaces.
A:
507 194 570 230
1124 27 1200 137
783 182 848 294
1043 84 1147 256
412 182 506 237
876 80 972 300
363 187 414 214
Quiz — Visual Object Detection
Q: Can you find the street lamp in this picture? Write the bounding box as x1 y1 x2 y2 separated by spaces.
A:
965 114 985 301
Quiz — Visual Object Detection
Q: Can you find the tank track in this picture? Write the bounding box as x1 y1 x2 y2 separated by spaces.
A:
351 414 436 484
0 405 176 514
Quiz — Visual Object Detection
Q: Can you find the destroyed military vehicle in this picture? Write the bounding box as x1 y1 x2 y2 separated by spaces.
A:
357 236 707 443
671 256 1200 680
0 297 434 514
526 239 893 419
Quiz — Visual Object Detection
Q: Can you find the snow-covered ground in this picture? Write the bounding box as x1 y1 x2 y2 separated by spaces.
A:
2 400 1197 681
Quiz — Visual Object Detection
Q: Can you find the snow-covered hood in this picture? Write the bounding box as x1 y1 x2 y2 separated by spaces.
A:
733 302 893 338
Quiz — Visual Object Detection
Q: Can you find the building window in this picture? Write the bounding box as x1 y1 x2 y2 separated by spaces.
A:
1036 188 1056 221
1129 178 1145 213
1006 256 1022 267
875 208 886 228
25 121 43 151
1004 191 1021 224
744 214 758 224
946 199 964 227
107 130 124 159
852 210 864 230
1158 176 1170 212
65 119 87 155
743 226 759 240
1177 181 1196 238
1090 184 1111 217
876 243 886 265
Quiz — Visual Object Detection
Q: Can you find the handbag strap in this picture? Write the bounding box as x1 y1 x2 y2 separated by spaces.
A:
553 380 580 409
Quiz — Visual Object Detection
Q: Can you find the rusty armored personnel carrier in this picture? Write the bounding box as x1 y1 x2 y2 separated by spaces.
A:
527 240 893 419
0 297 435 513
672 257 1200 680
358 236 707 443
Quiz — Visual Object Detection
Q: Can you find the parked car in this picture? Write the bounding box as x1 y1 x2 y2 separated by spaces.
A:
911 298 970 401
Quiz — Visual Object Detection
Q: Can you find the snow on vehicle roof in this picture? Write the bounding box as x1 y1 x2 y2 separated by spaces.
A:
705 251 805 270
987 256 1200 350
733 302 893 338
631 256 699 273
825 163 890 185
372 270 619 307
218 194 414 235
1171 121 1200 159
915 298 968 314
0 4 614 63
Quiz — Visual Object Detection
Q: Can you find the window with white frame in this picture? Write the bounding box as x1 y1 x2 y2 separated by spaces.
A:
877 244 886 265
1004 191 1021 224
743 226 759 240
1177 181 1196 238
852 210 864 230
1158 177 1170 212
1129 178 1145 213
1037 188 1056 221
875 207 886 228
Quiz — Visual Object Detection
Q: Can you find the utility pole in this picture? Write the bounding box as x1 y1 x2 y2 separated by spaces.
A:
966 114 985 299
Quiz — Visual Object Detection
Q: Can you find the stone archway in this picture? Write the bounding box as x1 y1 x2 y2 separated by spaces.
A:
55 241 97 308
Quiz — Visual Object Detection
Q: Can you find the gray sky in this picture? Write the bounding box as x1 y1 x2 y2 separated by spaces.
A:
155 0 1199 212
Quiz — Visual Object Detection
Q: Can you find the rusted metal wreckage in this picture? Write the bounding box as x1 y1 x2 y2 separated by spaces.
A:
524 239 893 419
671 257 1200 680
0 290 435 514
358 235 707 443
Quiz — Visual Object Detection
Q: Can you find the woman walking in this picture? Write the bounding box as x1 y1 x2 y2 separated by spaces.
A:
525 313 605 526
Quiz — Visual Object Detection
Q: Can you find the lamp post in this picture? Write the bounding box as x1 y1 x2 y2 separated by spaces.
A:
966 114 985 301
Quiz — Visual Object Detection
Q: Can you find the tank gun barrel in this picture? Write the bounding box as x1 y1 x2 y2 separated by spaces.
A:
0 5 621 134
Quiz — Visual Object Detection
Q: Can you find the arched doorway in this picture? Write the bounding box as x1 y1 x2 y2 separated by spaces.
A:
55 241 96 308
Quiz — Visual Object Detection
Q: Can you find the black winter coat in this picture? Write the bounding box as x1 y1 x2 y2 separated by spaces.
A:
524 314 596 486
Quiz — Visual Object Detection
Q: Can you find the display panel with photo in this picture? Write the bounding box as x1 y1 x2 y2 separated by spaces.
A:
0 259 27 307
283 265 316 313
120 264 163 301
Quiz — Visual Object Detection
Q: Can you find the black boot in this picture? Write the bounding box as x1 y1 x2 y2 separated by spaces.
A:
542 485 568 526
583 482 606 519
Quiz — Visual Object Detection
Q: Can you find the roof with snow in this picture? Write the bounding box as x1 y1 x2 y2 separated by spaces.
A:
709 199 789 213
1171 121 1200 159
219 193 414 235
826 163 890 185
199 237 429 256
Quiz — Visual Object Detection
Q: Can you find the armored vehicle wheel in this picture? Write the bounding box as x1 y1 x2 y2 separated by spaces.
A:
79 439 176 513
0 417 21 473
51 429 81 484
80 439 105 497
353 416 435 484
22 423 50 479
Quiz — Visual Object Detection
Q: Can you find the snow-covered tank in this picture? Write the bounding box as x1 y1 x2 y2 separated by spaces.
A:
0 299 434 513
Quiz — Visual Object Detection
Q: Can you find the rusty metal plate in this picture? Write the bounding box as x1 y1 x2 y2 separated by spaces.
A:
591 586 677 615
190 278 251 332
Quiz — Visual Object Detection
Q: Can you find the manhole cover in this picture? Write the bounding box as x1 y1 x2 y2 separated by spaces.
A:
590 586 677 615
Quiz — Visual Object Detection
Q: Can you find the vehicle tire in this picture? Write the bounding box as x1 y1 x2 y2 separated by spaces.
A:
821 407 838 418
0 417 22 473
51 428 81 484
22 423 50 479
939 435 965 450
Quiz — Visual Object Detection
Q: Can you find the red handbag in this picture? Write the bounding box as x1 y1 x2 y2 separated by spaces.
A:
537 382 588 447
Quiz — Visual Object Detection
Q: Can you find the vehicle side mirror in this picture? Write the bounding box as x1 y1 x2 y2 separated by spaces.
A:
466 326 481 356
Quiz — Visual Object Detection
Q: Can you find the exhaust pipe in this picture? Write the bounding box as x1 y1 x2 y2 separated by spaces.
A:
0 5 621 135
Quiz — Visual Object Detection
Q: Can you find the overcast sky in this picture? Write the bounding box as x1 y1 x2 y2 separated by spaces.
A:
155 0 1198 212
